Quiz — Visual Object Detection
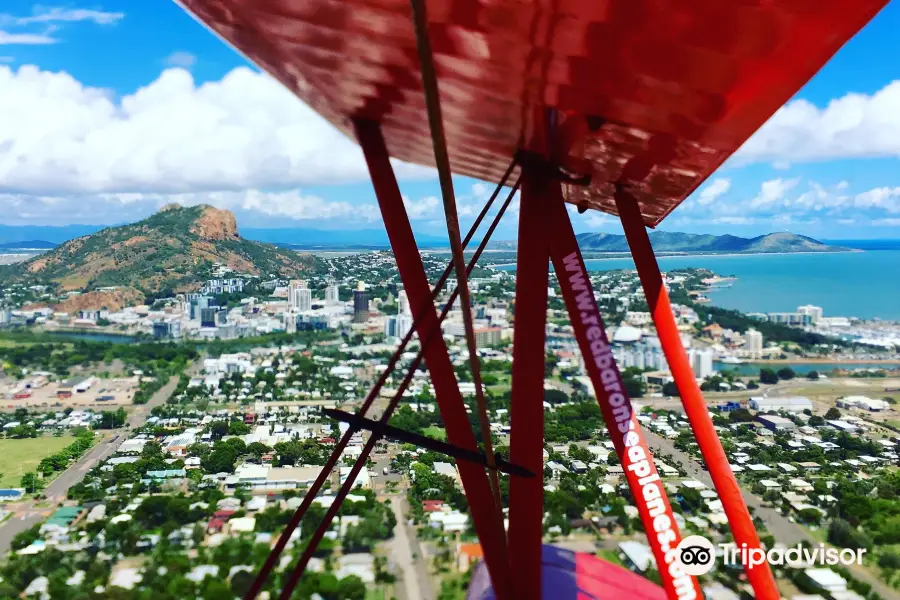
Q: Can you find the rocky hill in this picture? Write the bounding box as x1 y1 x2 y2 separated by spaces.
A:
4 205 320 294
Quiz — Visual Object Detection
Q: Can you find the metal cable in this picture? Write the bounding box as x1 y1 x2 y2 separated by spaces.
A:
243 160 516 600
277 180 520 600
408 0 505 523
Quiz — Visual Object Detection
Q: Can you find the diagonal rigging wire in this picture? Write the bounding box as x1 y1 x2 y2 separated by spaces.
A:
408 0 505 522
278 179 521 600
243 159 516 600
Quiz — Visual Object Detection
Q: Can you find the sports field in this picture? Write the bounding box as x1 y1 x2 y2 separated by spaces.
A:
0 436 76 488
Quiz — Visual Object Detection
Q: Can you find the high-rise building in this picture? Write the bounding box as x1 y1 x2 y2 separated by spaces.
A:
190 295 211 321
353 281 369 323
385 314 414 340
745 329 763 359
689 348 714 379
797 305 823 324
284 310 298 334
325 284 340 306
396 314 413 339
289 280 312 312
200 307 217 328
398 290 411 316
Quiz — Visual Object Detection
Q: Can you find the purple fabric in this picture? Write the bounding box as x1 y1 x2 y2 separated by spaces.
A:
466 544 667 600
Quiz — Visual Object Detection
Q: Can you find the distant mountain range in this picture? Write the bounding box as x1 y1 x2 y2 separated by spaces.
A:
0 222 881 255
0 240 57 250
489 231 852 254
1 205 319 294
577 231 849 253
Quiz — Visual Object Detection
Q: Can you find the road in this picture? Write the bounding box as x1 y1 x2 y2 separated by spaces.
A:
643 430 897 599
388 495 434 600
0 375 180 553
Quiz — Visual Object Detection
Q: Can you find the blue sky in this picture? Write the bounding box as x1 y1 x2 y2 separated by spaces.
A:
2 2 900 241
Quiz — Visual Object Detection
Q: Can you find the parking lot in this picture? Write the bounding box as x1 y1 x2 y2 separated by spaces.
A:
0 377 138 410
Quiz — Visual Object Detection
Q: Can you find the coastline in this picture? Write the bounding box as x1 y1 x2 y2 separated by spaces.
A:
489 249 862 270
749 358 900 366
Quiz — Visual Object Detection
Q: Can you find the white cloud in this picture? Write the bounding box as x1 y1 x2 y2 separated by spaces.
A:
872 218 900 226
584 213 610 228
0 30 56 45
403 195 440 219
10 7 124 26
853 187 900 213
0 188 384 227
738 81 900 165
712 216 756 225
0 65 434 195
749 178 800 208
696 178 731 205
164 51 196 69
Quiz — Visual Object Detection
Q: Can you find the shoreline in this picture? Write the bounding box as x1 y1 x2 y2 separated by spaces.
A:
489 249 861 269
746 358 900 366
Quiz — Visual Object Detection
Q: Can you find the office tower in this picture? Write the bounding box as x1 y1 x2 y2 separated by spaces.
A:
289 280 312 312
745 328 763 358
398 289 411 316
325 283 340 306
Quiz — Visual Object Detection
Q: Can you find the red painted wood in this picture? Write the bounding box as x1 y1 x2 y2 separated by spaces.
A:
507 164 551 600
177 0 887 226
355 119 512 599
547 195 702 600
615 188 779 600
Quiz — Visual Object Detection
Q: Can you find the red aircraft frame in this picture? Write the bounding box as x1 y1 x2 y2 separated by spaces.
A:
173 0 890 598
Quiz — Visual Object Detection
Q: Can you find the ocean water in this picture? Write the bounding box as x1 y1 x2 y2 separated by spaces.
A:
499 250 900 321
713 362 900 376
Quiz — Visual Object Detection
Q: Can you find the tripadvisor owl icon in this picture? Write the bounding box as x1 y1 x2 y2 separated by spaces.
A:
676 535 716 576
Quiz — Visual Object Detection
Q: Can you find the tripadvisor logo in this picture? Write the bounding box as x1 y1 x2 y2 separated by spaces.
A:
675 535 867 576
676 536 716 576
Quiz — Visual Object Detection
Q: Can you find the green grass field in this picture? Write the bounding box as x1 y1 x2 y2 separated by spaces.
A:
422 425 448 441
0 436 76 488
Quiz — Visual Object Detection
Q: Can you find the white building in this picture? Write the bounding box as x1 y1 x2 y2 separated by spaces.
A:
325 284 340 306
398 290 411 316
689 348 714 379
797 305 824 324
745 329 763 359
837 395 890 412
288 280 312 312
749 396 813 412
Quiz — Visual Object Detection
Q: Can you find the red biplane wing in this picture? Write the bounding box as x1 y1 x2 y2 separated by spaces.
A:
175 0 887 226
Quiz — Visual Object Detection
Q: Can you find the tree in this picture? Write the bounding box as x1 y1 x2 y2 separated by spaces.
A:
228 420 251 436
544 389 569 405
247 441 271 460
759 368 778 384
621 368 646 398
878 552 900 570
797 508 823 525
808 415 826 427
825 407 842 420
208 421 229 440
11 523 41 550
806 370 819 380
230 570 255 597
202 444 238 474
97 408 127 429
777 367 796 380
729 408 754 423
827 518 871 550
21 472 43 493
662 381 679 397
